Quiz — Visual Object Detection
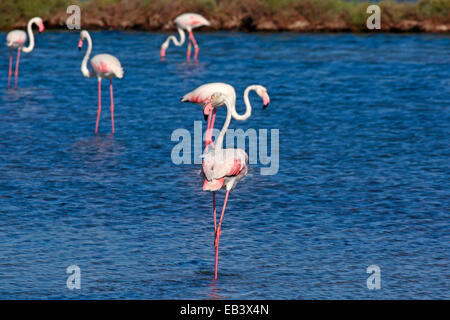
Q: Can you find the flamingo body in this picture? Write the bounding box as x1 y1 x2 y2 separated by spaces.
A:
174 13 211 30
6 30 27 48
202 148 248 191
181 82 236 106
90 54 123 79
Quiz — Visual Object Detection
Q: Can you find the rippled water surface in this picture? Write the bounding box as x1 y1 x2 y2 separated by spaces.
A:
0 31 449 299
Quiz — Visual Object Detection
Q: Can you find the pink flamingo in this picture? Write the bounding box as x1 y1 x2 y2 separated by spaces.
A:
183 84 270 280
160 13 210 61
6 17 45 88
181 83 270 150
78 30 124 134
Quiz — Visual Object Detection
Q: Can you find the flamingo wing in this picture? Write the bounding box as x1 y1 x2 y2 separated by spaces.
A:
202 149 248 191
181 89 211 105
175 13 210 29
6 30 27 47
91 54 123 79
181 82 236 106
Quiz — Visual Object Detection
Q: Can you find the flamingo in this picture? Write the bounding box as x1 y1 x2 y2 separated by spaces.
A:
160 13 210 61
5 17 45 88
183 85 270 280
181 82 270 150
78 30 124 134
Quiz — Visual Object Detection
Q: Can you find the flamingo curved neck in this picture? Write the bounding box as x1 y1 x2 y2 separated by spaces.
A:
22 18 39 53
216 96 232 151
231 85 257 121
81 32 93 78
162 27 185 49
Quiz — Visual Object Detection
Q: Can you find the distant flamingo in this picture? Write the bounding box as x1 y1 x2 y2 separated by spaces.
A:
6 17 45 88
160 13 210 61
181 83 270 150
78 30 124 134
183 84 270 280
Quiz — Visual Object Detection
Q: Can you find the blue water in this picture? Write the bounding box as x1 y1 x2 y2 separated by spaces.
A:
0 31 448 299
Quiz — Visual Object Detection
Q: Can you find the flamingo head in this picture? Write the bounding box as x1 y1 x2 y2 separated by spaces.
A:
78 30 89 50
203 92 223 121
203 92 225 121
160 41 169 59
203 101 213 121
255 86 270 109
37 18 45 33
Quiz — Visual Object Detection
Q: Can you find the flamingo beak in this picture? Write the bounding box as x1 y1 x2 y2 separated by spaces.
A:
262 92 270 110
160 48 166 59
39 22 45 33
203 102 213 121
78 39 83 50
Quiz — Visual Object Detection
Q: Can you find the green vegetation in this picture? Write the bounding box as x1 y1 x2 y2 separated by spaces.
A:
1 0 449 31
417 0 450 20
0 0 69 29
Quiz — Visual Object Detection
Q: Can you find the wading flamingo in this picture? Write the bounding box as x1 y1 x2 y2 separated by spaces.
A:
181 82 270 150
6 17 45 88
160 13 210 61
188 85 270 280
78 30 123 134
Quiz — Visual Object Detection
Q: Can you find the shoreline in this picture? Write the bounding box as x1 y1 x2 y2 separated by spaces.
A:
1 0 449 33
7 18 450 34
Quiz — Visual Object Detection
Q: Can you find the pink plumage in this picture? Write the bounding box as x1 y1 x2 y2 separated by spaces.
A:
181 82 236 105
90 54 124 79
174 13 211 29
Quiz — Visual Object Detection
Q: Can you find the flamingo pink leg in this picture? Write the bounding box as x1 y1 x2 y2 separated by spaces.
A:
7 49 12 88
14 48 21 89
212 191 217 264
213 191 217 233
214 189 230 280
110 79 115 134
95 79 102 134
189 30 199 60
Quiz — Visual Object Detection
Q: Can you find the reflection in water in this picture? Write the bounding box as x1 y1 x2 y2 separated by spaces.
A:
70 135 124 158
68 135 126 182
207 281 227 300
175 60 208 79
2 87 53 102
